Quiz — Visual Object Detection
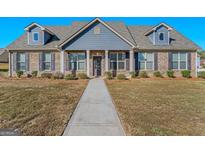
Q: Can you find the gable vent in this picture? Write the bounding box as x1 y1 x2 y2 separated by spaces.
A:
94 26 101 34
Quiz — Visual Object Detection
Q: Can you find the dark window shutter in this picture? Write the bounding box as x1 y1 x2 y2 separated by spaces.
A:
39 52 43 71
126 52 130 71
135 52 138 71
65 52 69 71
13 52 17 71
126 59 129 70
51 53 55 71
168 52 172 70
25 52 30 71
154 52 158 70
188 52 191 70
108 53 110 70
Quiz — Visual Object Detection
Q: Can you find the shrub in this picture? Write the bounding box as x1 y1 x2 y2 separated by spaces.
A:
130 71 138 78
117 74 127 80
41 72 53 79
0 69 8 72
16 70 23 78
65 74 78 80
167 70 175 78
77 73 88 79
53 72 64 79
27 74 32 78
198 71 205 79
139 71 149 78
153 71 163 78
181 70 191 78
31 71 38 77
104 71 113 80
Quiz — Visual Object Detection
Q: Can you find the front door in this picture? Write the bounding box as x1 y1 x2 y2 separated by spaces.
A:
93 56 102 76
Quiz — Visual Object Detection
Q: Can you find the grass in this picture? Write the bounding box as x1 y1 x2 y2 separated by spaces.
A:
106 79 205 135
0 78 88 136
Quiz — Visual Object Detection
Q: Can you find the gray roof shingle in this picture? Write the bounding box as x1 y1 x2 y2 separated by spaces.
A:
128 26 201 50
7 21 201 51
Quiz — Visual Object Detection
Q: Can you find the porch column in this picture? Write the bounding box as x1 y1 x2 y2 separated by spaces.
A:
60 50 65 73
105 50 109 72
86 50 90 77
129 50 134 72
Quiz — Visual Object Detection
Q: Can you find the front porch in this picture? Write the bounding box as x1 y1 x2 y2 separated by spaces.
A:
61 50 135 77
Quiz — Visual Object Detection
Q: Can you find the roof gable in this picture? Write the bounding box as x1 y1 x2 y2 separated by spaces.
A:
62 21 132 50
144 22 173 36
59 18 136 49
24 22 54 35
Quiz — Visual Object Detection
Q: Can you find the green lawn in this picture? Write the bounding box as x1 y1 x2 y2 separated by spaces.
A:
0 79 87 136
106 79 205 136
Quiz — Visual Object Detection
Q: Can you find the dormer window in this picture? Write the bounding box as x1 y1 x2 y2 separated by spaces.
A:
94 27 100 34
33 32 39 41
159 33 164 41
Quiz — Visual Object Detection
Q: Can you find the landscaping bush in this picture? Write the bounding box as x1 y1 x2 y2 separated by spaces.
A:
31 71 38 77
53 72 64 79
198 71 205 79
104 71 113 80
27 74 32 78
77 73 88 79
181 70 191 78
130 71 138 78
0 69 8 72
117 74 127 80
41 72 53 79
16 70 23 78
153 71 163 78
167 70 175 78
139 71 149 78
64 74 78 80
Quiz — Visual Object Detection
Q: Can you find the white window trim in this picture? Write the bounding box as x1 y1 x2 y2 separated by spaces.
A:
17 52 26 71
32 32 39 42
43 52 51 71
172 52 188 70
68 53 86 71
109 52 126 71
138 52 154 71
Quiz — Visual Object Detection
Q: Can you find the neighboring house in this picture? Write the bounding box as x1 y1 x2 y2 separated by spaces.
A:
0 49 8 63
200 58 205 67
6 18 200 77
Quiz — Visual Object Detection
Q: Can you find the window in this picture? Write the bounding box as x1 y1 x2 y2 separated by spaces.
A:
171 52 187 70
43 53 51 71
159 33 164 41
17 53 26 71
94 26 101 34
138 52 154 70
68 53 85 70
33 32 39 41
109 52 126 70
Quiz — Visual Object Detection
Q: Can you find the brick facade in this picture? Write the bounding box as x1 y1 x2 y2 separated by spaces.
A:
10 50 197 77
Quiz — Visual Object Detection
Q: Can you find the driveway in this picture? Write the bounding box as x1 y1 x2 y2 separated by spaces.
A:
63 78 125 136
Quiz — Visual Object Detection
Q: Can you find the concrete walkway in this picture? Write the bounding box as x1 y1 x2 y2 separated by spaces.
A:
63 78 125 136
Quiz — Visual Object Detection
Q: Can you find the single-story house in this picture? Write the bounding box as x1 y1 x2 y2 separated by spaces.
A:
0 49 8 63
6 18 201 77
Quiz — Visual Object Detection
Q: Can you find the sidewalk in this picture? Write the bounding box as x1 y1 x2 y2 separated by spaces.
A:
63 78 125 136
